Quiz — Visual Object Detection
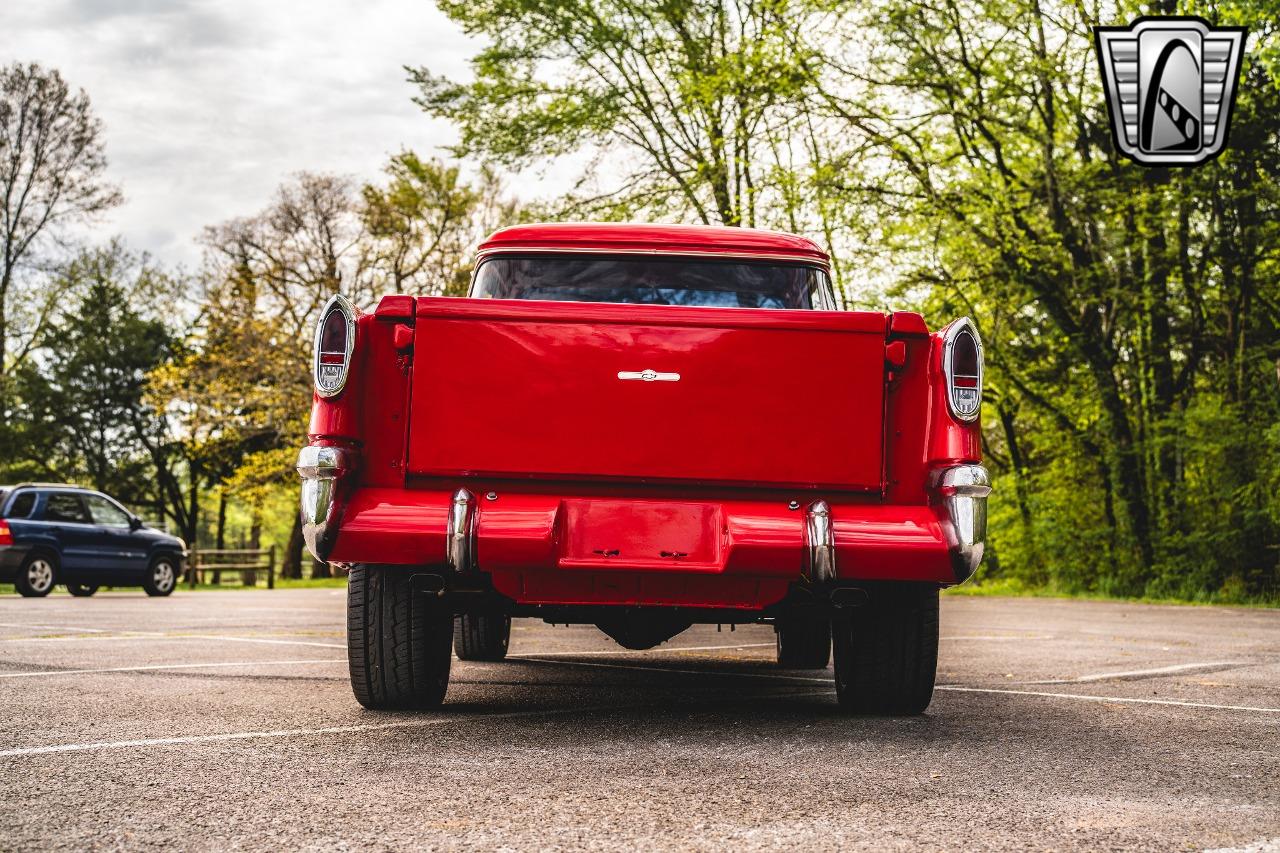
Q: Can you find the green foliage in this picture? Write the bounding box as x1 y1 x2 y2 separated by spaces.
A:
412 0 850 233
831 0 1280 599
360 152 518 295
0 243 178 516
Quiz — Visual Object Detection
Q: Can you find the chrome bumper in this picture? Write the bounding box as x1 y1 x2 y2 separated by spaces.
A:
932 464 991 582
297 445 357 561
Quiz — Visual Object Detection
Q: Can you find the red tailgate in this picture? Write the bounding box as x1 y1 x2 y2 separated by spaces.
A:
408 298 888 491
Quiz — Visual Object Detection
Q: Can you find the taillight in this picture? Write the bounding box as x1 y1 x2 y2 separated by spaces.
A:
0 522 12 546
943 317 983 422
313 294 357 397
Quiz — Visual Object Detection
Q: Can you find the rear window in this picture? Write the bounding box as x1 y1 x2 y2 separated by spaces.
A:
5 491 36 519
471 255 837 310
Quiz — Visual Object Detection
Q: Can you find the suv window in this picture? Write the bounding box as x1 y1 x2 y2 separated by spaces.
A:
84 494 132 528
472 256 838 310
5 492 36 519
43 493 89 524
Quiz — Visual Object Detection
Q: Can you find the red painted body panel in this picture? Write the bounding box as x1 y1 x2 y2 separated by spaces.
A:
477 223 829 265
407 298 888 490
307 224 982 610
326 483 956 608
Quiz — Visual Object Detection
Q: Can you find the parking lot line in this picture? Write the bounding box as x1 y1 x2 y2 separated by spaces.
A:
1017 660 1246 684
0 658 346 679
0 633 346 649
0 690 831 759
0 622 110 634
932 685 1280 714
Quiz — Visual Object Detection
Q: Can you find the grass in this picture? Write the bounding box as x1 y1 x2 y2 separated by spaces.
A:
3 571 1273 606
180 576 348 591
945 577 1279 608
0 576 349 595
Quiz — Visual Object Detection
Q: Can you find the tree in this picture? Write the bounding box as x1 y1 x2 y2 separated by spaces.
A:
200 172 374 343
410 0 843 230
1 243 176 516
804 0 1280 596
0 63 122 375
361 152 517 296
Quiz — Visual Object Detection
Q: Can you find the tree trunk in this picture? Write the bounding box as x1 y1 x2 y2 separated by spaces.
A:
244 506 262 586
996 400 1039 580
281 513 304 579
213 489 227 585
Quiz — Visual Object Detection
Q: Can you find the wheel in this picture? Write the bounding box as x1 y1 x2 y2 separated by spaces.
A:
347 565 454 710
142 556 178 597
832 583 939 715
775 612 831 669
15 553 57 597
65 583 99 597
454 613 511 661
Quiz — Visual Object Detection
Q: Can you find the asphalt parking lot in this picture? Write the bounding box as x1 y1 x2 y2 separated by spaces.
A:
0 589 1276 851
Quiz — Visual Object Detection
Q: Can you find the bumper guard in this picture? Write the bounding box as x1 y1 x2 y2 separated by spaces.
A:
932 464 991 582
297 445 357 561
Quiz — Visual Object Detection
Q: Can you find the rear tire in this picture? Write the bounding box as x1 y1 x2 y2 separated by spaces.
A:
66 583 98 597
832 583 939 715
142 556 178 597
347 565 453 710
454 613 511 661
775 613 831 669
16 554 57 597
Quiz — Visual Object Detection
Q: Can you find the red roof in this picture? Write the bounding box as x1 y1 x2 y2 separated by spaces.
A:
476 223 829 264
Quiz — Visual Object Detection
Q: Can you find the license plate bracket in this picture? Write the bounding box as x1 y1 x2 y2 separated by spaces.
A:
557 499 724 571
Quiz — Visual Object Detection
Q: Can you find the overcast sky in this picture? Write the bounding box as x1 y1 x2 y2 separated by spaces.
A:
4 0 531 270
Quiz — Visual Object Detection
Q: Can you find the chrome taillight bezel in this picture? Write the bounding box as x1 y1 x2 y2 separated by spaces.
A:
313 294 357 398
942 317 983 422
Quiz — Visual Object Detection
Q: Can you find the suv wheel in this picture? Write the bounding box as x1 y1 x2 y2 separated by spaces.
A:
831 583 939 715
454 613 511 661
347 565 453 710
66 583 99 597
143 556 178 597
16 554 57 597
775 613 831 669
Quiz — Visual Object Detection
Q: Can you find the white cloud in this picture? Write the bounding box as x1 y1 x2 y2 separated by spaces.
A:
2 0 494 270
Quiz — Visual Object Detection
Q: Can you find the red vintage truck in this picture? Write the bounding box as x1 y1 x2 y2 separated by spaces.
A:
298 223 989 715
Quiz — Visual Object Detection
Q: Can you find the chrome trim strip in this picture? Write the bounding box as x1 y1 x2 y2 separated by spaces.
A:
446 488 477 573
313 294 357 399
804 500 837 584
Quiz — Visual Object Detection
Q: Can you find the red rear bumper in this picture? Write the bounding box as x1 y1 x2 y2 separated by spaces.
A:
316 478 986 610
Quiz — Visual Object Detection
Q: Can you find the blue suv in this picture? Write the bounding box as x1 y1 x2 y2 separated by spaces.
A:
0 484 187 597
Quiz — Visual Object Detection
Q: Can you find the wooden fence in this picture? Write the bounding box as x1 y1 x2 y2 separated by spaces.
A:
186 546 276 588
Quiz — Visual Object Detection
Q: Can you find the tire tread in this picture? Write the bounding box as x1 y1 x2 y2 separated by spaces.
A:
833 584 939 715
453 613 511 661
347 565 452 710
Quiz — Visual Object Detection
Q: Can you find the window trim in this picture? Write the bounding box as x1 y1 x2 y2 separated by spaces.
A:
468 252 838 311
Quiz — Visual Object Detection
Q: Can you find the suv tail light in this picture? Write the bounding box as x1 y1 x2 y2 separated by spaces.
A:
0 522 11 546
313 294 357 397
942 317 983 422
